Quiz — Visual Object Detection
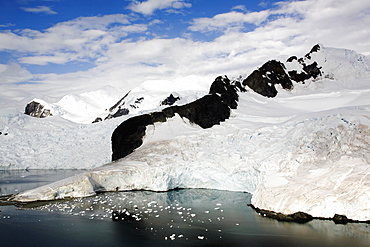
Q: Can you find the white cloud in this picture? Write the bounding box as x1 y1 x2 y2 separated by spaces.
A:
21 5 57 14
188 0 370 54
0 23 15 28
231 5 247 12
258 1 270 8
0 63 33 84
19 55 72 65
127 0 191 15
188 10 270 33
0 14 147 65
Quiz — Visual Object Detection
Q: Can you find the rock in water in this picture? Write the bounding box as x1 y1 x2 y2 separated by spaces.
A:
333 214 350 224
248 204 314 223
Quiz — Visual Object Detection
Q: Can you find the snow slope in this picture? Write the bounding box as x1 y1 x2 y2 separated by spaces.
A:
5 45 370 220
0 75 212 170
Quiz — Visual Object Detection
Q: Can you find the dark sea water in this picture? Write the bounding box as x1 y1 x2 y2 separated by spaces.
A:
0 170 369 247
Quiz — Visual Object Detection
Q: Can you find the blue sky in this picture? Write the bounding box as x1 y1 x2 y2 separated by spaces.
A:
1 0 370 99
1 0 271 74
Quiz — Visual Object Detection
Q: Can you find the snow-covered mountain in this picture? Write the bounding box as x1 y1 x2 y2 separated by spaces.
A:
23 75 213 124
3 44 370 221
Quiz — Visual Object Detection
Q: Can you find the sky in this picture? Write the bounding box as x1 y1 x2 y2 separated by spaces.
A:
1 0 370 102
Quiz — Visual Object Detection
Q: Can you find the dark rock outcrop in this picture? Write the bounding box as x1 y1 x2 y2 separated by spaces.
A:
109 44 328 161
305 44 321 59
209 76 240 109
288 70 311 82
92 91 131 123
287 56 298 63
130 97 144 109
248 204 370 224
25 101 52 118
92 117 102 123
333 214 350 224
161 94 180 106
112 114 153 161
242 60 293 97
248 204 313 223
303 61 321 79
111 77 235 161
176 94 230 128
109 91 130 112
111 94 231 161
287 44 322 83
105 108 129 120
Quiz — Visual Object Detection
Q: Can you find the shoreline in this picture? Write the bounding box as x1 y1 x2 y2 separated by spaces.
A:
248 204 370 224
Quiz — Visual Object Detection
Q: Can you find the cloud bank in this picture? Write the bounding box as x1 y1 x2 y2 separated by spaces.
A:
1 0 370 102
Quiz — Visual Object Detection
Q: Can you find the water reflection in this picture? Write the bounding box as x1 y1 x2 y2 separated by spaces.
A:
14 189 370 246
0 170 369 246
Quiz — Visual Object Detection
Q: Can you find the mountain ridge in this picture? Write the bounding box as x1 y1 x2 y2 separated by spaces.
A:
23 44 369 125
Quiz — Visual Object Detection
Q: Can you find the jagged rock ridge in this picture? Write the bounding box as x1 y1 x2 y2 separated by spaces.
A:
22 45 324 123
160 93 180 106
243 44 323 97
111 44 326 161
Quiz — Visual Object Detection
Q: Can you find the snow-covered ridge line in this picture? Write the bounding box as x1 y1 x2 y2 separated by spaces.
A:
24 75 213 124
23 44 370 125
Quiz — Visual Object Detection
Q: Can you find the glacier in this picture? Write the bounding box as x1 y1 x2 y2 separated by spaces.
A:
3 45 370 221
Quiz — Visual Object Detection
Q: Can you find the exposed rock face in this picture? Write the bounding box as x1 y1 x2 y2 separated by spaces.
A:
176 94 230 128
91 91 131 123
111 77 235 161
248 204 314 223
105 108 129 120
160 94 180 106
287 44 322 83
25 101 52 118
333 214 350 224
92 117 102 123
209 76 240 109
242 60 293 97
249 204 370 224
243 44 323 96
112 114 153 161
109 91 130 112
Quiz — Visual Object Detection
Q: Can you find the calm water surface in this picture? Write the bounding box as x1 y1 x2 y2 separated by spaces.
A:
0 170 369 247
